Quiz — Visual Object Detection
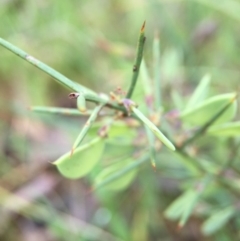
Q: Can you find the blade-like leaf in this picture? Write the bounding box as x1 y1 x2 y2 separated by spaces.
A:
165 176 212 227
140 58 152 97
54 137 105 179
164 189 199 221
72 104 104 152
131 107 175 151
207 122 240 136
201 207 235 236
94 157 138 191
153 32 161 109
181 93 237 126
94 154 149 190
184 74 211 111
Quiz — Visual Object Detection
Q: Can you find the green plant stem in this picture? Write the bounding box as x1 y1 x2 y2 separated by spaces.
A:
179 94 237 149
176 148 205 173
145 126 157 168
0 37 128 115
72 104 104 152
30 106 92 116
126 21 146 98
0 37 95 95
153 32 161 109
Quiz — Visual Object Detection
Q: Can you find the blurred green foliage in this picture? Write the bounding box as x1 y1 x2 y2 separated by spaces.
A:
1 1 240 241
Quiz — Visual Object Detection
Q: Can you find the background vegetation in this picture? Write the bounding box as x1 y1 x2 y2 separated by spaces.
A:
1 0 240 240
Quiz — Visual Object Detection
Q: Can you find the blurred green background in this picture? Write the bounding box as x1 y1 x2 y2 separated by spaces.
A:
1 0 240 241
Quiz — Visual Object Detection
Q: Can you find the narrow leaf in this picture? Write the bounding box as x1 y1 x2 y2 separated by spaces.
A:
164 189 198 221
207 122 240 136
181 93 237 126
72 104 104 152
153 32 161 108
201 207 235 236
184 74 211 111
140 58 152 97
94 154 149 190
94 157 138 191
181 93 237 148
54 137 105 179
131 107 175 151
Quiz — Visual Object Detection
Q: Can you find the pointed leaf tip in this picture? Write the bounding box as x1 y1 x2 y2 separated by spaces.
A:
70 148 75 157
141 21 146 33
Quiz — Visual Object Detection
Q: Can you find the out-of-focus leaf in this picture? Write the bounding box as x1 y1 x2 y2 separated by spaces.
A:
207 122 240 136
89 121 137 138
164 189 200 223
94 154 149 191
94 157 137 191
199 159 220 174
71 104 104 151
162 48 183 83
54 137 105 179
132 107 176 151
153 32 161 109
201 206 235 236
131 208 148 241
140 58 152 97
181 93 237 126
184 74 211 111
164 174 212 227
171 89 184 110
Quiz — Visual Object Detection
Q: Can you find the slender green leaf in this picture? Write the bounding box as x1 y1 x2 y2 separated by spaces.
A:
207 122 240 136
94 157 138 191
171 89 184 110
94 154 149 190
131 107 175 151
140 58 152 97
54 137 105 179
180 93 237 148
164 189 199 221
201 207 235 236
72 104 104 151
153 32 161 108
181 93 237 126
165 176 212 227
184 74 211 111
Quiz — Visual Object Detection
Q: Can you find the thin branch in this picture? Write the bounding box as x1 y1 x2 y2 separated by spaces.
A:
30 106 92 116
0 37 129 115
153 31 161 109
126 21 146 98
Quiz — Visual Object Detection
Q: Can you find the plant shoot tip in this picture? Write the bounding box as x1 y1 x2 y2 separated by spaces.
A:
70 148 75 157
68 92 80 99
141 21 146 32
